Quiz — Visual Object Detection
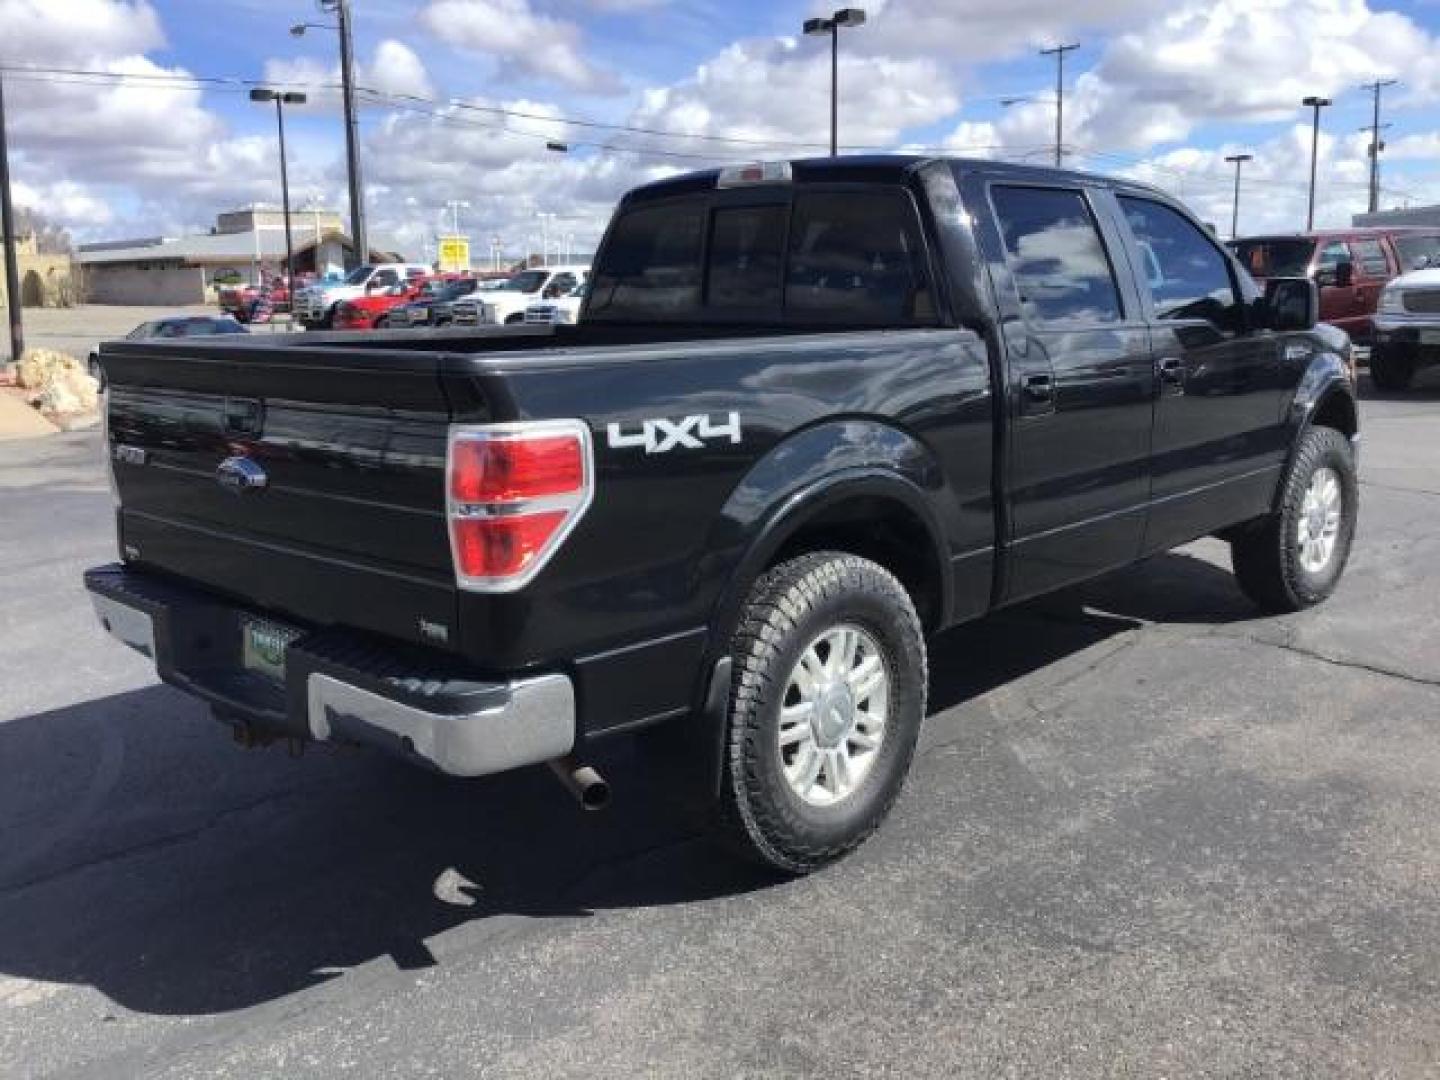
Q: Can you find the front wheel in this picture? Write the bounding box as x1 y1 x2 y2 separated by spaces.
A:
1369 344 1416 391
715 552 927 874
1230 426 1358 613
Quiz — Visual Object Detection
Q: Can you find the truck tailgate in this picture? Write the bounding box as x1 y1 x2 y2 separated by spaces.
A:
102 339 460 649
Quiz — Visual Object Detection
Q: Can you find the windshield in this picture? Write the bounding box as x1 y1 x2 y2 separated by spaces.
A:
1394 235 1440 272
499 270 548 293
1230 239 1314 279
438 280 477 301
342 265 375 286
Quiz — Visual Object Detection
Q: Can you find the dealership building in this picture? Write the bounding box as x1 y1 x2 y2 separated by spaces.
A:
76 207 398 305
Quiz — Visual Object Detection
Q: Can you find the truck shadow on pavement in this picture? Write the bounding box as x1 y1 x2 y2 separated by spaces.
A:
0 551 1259 1017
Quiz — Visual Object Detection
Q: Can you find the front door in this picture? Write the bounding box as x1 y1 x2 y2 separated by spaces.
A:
1314 238 1366 335
976 181 1154 603
1112 195 1287 553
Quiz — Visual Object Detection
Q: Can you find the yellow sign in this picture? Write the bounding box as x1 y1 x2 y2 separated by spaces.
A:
437 235 471 273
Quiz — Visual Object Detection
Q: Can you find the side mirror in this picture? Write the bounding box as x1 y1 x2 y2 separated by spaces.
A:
1262 277 1318 331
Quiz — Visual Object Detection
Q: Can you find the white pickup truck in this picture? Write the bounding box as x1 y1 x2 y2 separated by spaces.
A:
293 263 429 329
452 265 590 326
1372 266 1440 390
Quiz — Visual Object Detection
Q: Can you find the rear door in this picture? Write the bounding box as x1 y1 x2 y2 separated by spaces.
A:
1112 194 1287 553
975 180 1154 603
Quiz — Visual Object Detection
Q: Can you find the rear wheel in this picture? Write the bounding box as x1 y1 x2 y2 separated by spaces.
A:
1230 426 1358 613
1369 343 1416 391
715 552 927 874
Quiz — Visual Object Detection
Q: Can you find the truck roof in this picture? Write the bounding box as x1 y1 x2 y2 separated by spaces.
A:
621 154 1170 208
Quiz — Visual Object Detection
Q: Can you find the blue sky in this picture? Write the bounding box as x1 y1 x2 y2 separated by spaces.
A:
4 0 1439 252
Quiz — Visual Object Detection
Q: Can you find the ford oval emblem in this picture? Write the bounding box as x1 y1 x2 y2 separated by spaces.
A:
216 455 268 494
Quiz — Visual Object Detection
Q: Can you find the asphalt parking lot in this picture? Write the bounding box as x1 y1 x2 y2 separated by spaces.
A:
2 377 1439 1079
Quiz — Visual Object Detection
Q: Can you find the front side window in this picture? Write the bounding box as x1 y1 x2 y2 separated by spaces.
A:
785 191 934 323
343 265 374 286
1120 196 1242 332
990 185 1123 327
1350 238 1390 277
588 202 705 318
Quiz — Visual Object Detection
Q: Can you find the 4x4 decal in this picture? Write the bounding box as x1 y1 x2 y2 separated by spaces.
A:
607 412 742 454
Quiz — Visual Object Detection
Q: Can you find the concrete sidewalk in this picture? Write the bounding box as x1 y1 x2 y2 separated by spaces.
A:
0 389 59 440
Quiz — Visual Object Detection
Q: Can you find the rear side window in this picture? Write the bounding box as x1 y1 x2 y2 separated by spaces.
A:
990 185 1123 326
706 205 785 309
1351 238 1390 277
785 192 934 323
589 202 705 317
1119 196 1242 333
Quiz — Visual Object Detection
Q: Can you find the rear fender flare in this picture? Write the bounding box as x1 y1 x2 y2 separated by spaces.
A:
697 419 955 695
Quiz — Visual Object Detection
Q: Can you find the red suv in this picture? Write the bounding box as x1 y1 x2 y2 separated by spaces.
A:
1229 229 1440 342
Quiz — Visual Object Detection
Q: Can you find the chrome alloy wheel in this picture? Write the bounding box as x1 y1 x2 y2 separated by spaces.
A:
1297 466 1343 574
778 623 890 807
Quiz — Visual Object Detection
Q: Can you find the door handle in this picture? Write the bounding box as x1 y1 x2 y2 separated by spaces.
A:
1157 357 1185 389
1023 374 1054 403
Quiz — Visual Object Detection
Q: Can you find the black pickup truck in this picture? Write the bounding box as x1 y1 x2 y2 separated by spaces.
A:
87 156 1359 873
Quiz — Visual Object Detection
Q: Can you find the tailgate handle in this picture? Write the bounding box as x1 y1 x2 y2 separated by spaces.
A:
223 398 265 436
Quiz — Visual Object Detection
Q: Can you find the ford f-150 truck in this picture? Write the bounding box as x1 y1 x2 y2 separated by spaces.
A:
87 156 1359 873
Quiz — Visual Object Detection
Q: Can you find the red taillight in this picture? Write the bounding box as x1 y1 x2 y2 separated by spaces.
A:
450 435 584 503
446 421 592 592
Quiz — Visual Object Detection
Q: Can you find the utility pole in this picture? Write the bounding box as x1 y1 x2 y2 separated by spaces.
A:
1225 153 1253 240
1361 79 1397 215
1302 96 1332 231
0 70 24 365
1041 43 1080 168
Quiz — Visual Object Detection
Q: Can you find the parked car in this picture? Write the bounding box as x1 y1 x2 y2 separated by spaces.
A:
1229 228 1440 342
292 263 430 328
332 276 437 330
89 155 1358 874
392 277 482 327
524 281 588 325
1371 265 1440 389
452 266 589 326
87 315 247 382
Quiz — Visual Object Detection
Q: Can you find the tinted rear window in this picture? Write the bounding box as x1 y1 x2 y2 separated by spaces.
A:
1230 239 1314 278
785 192 934 323
589 202 705 318
589 189 935 325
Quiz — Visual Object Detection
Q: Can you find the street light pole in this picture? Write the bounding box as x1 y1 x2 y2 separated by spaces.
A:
0 70 23 365
1040 43 1080 168
250 89 306 290
1302 95 1331 232
1224 153 1253 240
803 9 867 157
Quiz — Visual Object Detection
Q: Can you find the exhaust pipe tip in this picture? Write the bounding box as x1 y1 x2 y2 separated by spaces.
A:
548 756 611 812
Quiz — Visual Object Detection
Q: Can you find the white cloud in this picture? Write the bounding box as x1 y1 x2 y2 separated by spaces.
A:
263 39 436 107
628 37 961 155
419 0 622 94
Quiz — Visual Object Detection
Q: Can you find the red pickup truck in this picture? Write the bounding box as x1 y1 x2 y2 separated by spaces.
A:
332 277 436 330
1229 228 1440 342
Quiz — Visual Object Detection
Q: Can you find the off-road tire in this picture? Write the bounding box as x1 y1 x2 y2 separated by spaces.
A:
1369 344 1416 391
1231 426 1358 613
715 552 927 875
